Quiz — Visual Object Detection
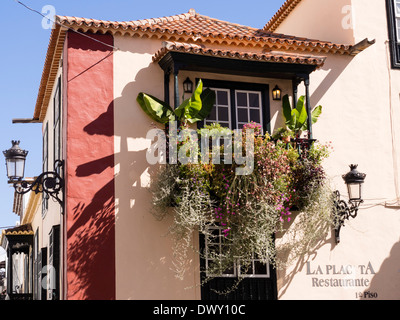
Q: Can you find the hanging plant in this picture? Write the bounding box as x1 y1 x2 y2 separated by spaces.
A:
148 121 335 285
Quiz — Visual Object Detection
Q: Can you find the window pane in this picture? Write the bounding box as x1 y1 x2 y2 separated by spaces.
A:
218 107 229 122
205 226 235 277
397 18 400 41
239 262 253 275
236 92 248 107
217 90 228 106
254 261 268 275
249 109 261 123
396 0 400 15
206 89 231 128
208 106 217 121
249 93 260 108
237 108 248 123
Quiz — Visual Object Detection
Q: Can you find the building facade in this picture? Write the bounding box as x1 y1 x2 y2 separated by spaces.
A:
1 0 400 300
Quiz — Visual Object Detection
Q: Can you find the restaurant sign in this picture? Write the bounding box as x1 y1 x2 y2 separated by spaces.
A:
306 261 378 298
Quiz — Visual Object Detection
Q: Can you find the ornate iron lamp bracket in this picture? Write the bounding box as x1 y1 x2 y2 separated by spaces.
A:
13 160 64 209
333 190 363 244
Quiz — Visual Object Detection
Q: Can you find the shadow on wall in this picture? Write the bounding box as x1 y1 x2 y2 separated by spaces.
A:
310 54 352 107
67 98 116 300
361 239 400 300
65 31 187 300
64 30 117 300
72 67 162 299
276 212 337 299
67 179 115 299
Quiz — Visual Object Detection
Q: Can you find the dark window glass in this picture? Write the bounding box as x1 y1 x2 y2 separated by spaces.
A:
237 108 248 123
249 93 260 108
217 90 228 106
236 92 247 107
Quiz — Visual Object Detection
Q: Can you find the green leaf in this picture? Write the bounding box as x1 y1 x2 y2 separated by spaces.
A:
174 97 190 119
300 105 322 131
196 88 216 120
174 80 204 121
136 93 175 124
187 79 203 117
282 95 292 124
295 96 308 129
290 108 299 131
311 105 322 124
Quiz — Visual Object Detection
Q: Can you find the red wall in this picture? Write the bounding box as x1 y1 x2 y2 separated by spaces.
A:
65 31 115 300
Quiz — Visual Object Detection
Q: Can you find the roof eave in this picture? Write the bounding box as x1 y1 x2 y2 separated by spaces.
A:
33 23 67 122
264 0 303 32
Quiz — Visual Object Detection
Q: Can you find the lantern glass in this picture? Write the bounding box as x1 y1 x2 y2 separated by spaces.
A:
183 77 193 93
347 182 362 201
6 157 25 181
272 85 282 100
3 141 28 182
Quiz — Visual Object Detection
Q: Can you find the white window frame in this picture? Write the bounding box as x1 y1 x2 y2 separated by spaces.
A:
205 226 237 278
205 88 231 128
205 226 270 279
235 90 263 132
238 254 270 278
394 0 400 41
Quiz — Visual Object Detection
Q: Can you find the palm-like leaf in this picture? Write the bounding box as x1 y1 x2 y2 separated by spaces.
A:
137 93 175 124
137 79 216 125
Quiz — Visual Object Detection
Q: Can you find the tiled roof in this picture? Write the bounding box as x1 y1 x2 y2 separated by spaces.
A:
57 9 274 40
153 41 327 68
264 0 303 32
56 9 353 55
2 224 33 236
0 224 33 248
32 9 371 123
33 25 66 121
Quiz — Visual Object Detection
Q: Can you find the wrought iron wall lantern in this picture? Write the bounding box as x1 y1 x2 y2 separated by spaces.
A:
183 77 194 94
333 164 366 244
3 141 64 208
272 85 282 100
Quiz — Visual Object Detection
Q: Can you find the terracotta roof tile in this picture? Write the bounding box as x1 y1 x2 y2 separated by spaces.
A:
153 41 326 68
56 9 352 54
1 223 33 247
264 0 303 32
2 224 33 236
32 9 372 124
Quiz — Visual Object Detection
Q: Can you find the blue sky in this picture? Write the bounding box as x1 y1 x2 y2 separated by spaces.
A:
0 0 285 256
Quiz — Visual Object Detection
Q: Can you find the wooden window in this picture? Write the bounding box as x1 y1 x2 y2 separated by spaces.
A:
204 226 270 279
53 78 61 169
235 90 263 130
42 123 48 215
40 248 47 300
201 79 270 133
387 0 400 67
238 254 270 278
205 226 236 278
205 89 231 128
395 0 400 40
48 225 60 300
33 230 39 300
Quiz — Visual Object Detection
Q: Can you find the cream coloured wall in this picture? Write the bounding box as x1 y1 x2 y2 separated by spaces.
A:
113 35 200 300
275 0 400 300
31 64 63 299
113 34 295 299
112 0 400 299
275 0 355 44
39 65 63 249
